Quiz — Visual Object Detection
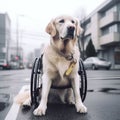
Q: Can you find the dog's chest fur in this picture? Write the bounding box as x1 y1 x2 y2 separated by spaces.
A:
53 59 71 86
43 45 79 87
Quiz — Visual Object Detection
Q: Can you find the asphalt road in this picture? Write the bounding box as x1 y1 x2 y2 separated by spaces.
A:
0 69 120 120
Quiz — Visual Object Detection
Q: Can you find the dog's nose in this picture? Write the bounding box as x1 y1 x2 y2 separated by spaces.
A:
67 26 75 33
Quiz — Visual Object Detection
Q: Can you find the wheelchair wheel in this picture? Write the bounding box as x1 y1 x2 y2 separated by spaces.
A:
30 57 42 106
30 56 87 106
78 59 87 102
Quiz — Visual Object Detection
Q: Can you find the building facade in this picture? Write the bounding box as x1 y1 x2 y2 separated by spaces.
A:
81 0 120 69
0 13 11 62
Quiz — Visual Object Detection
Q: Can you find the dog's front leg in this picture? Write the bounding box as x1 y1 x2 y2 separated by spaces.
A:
33 74 52 116
71 74 87 113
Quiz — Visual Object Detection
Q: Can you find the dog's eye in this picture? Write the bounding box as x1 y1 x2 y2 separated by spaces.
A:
71 20 75 23
59 19 64 23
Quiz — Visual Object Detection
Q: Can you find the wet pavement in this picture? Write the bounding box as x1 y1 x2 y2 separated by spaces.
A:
0 69 31 119
0 69 120 120
16 88 120 120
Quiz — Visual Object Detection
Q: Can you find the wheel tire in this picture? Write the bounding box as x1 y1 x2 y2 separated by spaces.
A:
92 64 96 70
30 58 38 105
79 59 87 102
106 67 110 70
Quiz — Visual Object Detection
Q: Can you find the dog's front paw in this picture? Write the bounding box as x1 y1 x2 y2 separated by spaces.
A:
33 105 47 116
75 103 87 113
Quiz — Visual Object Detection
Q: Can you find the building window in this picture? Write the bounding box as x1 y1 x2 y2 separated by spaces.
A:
0 53 5 59
117 3 120 11
101 27 109 36
100 5 117 19
106 5 117 15
101 24 119 36
109 24 117 33
118 24 120 32
100 12 106 18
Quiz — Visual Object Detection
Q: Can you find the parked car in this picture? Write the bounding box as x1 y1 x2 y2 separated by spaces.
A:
0 59 11 70
83 57 111 70
10 61 25 69
27 62 33 69
19 63 25 69
10 61 19 69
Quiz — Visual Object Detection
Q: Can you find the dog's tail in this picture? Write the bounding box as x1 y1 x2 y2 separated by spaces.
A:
14 91 30 105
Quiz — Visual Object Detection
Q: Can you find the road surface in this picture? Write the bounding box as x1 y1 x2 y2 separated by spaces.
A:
0 69 120 120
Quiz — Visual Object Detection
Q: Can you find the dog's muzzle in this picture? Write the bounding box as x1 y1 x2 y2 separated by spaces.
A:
61 26 75 40
66 26 75 39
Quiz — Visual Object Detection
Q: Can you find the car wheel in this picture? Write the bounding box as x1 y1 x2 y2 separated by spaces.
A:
106 67 110 70
92 64 96 70
0 67 2 70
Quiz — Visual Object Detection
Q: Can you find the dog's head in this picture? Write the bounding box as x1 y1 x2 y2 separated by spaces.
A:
46 15 82 59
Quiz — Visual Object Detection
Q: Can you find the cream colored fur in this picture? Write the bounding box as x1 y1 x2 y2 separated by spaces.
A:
14 15 87 116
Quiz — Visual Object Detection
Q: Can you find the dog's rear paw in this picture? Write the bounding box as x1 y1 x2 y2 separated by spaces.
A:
76 103 87 113
67 98 75 105
23 98 31 107
22 104 31 109
33 105 47 116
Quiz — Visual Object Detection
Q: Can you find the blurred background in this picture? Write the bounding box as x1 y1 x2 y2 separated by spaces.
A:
0 0 120 70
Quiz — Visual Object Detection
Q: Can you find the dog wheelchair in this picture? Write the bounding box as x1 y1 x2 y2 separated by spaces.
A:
30 55 87 107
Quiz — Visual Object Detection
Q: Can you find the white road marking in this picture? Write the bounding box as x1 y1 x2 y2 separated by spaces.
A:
24 78 30 81
88 76 120 80
5 85 29 120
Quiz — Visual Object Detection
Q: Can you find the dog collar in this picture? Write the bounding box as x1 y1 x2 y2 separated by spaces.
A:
65 59 77 76
51 42 74 61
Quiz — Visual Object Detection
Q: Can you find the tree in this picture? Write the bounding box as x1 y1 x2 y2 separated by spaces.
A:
74 7 86 21
74 7 87 60
85 39 97 58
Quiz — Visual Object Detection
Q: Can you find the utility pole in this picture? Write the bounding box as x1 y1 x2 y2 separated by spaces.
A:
16 14 25 57
16 14 25 67
16 16 19 57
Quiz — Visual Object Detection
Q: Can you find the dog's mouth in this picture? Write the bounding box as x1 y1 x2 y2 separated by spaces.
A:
59 37 74 60
61 33 74 40
65 53 74 60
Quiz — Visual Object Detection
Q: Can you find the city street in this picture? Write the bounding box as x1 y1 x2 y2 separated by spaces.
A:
0 0 120 119
0 69 120 120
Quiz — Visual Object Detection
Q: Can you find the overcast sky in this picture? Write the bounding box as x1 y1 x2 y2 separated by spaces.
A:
0 0 106 55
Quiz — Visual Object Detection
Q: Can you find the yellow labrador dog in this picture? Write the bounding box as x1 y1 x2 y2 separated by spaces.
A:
15 15 87 116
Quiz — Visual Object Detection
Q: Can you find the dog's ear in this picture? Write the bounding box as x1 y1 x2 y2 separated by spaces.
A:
46 19 56 37
76 19 83 36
